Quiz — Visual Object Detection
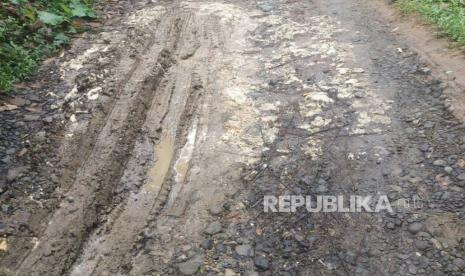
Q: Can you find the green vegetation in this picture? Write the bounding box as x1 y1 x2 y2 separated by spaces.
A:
395 0 465 44
0 0 97 92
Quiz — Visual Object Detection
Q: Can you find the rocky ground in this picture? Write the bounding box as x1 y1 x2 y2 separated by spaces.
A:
1 0 465 275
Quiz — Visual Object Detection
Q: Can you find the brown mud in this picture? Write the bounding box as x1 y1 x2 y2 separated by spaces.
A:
1 0 465 275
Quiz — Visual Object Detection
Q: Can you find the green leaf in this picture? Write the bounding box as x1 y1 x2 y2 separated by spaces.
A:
37 11 65 26
70 2 97 18
68 25 77 34
54 33 70 46
21 6 37 23
10 0 27 5
59 3 73 17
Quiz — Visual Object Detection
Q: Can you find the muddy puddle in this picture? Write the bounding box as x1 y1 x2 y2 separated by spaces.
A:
146 135 175 192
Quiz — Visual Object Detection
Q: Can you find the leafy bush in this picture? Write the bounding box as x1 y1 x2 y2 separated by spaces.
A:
396 0 465 44
0 0 97 92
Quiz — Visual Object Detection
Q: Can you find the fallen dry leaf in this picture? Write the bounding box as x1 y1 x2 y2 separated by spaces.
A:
435 174 450 188
0 239 8 252
0 104 18 112
25 106 42 113
456 159 465 169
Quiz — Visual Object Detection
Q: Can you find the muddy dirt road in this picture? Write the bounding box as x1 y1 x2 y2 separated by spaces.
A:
1 0 465 275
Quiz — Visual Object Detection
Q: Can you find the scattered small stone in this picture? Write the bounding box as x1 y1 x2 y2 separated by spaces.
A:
204 221 222 235
457 173 465 181
8 96 27 107
316 179 328 193
200 239 213 250
87 87 102 100
6 167 26 182
338 68 350 74
368 248 381 257
355 265 370 274
453 258 465 269
0 223 6 235
424 121 434 128
294 233 305 243
18 148 27 157
177 255 203 275
397 253 410 260
441 191 451 200
35 131 46 142
430 238 443 250
354 91 363 98
408 264 418 274
257 3 273 12
408 176 422 184
417 232 431 239
23 114 41 121
386 222 395 230
254 255 269 270
222 257 238 269
300 175 312 185
0 155 9 164
408 222 424 234
43 116 54 124
243 271 259 276
405 127 415 134
235 244 254 257
444 166 453 174
1 204 10 213
216 242 226 253
433 159 446 166
223 202 231 211
420 67 431 74
209 204 224 216
224 269 239 276
414 240 429 251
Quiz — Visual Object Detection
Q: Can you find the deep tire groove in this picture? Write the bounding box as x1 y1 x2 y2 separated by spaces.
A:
17 49 175 276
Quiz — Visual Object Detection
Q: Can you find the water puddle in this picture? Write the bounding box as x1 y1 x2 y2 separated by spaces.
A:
146 135 174 191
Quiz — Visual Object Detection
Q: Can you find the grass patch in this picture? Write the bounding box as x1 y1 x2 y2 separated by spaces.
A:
395 0 465 44
0 0 97 93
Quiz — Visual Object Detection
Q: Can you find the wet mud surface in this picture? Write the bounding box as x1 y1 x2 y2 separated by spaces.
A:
1 0 465 275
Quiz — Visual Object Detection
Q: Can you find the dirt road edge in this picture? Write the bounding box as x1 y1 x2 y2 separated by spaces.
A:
372 0 465 122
